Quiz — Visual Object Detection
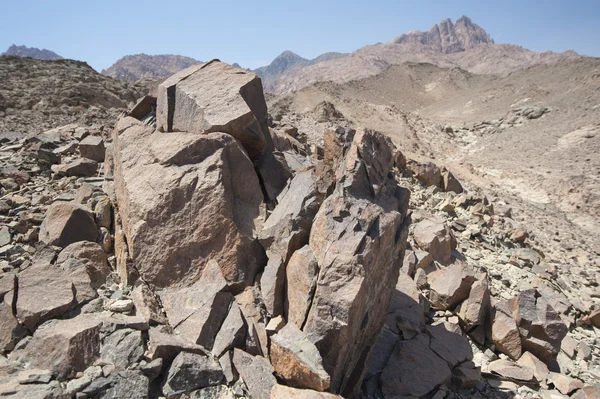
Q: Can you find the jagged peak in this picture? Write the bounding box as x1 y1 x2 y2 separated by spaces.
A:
391 16 493 53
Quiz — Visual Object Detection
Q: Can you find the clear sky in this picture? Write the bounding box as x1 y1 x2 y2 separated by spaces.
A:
1 0 599 72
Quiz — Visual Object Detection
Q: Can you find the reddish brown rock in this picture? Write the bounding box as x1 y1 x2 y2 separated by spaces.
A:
517 351 550 385
413 162 442 187
79 135 105 162
56 241 111 289
270 324 330 391
285 245 318 329
113 117 265 288
459 275 490 343
413 219 456 263
16 261 96 331
387 271 427 339
488 359 535 383
39 201 98 248
212 301 246 358
426 322 473 368
513 289 568 360
304 129 410 396
17 314 104 380
489 306 523 360
157 61 270 162
550 372 584 395
427 263 477 310
131 283 168 326
161 261 233 349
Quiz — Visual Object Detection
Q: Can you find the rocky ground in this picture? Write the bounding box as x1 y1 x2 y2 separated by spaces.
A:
0 58 598 399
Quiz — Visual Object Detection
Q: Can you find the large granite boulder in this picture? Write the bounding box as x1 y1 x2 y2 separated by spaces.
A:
113 117 265 288
303 129 410 397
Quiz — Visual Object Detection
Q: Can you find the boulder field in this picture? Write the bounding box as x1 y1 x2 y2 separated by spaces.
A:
0 61 594 398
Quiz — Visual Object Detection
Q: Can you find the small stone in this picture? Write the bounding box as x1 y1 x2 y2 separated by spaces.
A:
108 299 134 313
549 372 584 395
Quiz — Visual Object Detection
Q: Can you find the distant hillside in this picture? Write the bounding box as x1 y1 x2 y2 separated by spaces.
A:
2 44 62 60
102 54 201 82
253 51 346 90
257 16 581 93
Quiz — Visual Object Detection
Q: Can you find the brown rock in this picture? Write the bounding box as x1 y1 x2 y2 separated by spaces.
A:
129 95 156 120
488 359 535 383
513 289 568 360
56 241 111 289
0 293 27 353
426 322 473 368
16 261 96 331
162 351 224 397
459 275 491 342
549 372 584 395
39 201 98 248
442 168 463 193
79 136 106 162
402 249 417 277
381 334 451 397
161 261 233 349
489 306 523 360
285 245 318 329
270 324 330 391
413 219 456 263
571 385 600 399
270 385 343 399
232 349 277 399
157 61 270 162
304 129 410 396
131 283 168 326
414 162 442 187
148 327 209 364
212 301 246 358
517 352 550 385
113 117 265 288
452 362 481 389
259 168 322 264
18 314 103 380
387 271 427 339
427 263 477 310
65 158 98 177
260 252 286 317
94 196 112 229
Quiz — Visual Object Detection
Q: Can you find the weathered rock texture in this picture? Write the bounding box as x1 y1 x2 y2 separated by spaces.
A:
303 129 410 396
113 116 265 288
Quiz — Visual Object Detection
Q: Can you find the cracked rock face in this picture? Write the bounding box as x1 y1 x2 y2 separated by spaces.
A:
113 117 265 288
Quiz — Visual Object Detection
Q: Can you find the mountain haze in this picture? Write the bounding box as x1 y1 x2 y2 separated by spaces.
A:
101 53 201 82
2 44 62 60
260 16 581 93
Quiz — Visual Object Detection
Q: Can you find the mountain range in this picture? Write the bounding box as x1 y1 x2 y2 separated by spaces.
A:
2 44 62 60
3 16 584 92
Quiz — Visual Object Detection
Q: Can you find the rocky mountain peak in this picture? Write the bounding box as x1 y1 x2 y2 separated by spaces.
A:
2 44 63 60
392 15 493 53
254 51 309 79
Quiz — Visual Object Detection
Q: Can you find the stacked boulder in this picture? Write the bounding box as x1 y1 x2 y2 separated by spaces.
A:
105 61 411 398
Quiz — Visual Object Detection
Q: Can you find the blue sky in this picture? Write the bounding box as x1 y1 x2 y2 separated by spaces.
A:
1 0 599 72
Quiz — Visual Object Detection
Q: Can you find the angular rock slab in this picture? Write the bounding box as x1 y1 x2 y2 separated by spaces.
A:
285 245 319 329
413 219 456 263
489 306 523 360
157 61 271 162
381 334 451 397
39 201 98 248
162 351 224 397
304 129 410 396
113 117 265 288
17 314 104 380
427 262 477 310
161 261 233 349
270 324 330 391
232 349 277 399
